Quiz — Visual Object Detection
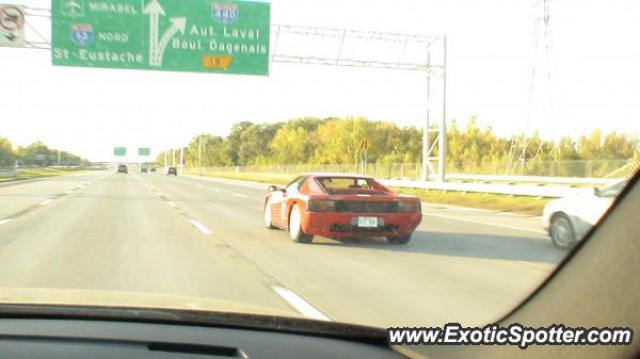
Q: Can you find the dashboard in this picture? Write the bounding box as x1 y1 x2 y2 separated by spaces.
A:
0 317 403 359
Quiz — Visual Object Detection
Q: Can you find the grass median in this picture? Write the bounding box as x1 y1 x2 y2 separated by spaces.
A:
0 167 90 183
184 169 551 215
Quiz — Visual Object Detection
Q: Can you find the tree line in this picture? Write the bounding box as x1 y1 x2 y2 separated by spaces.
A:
156 117 639 170
0 138 87 167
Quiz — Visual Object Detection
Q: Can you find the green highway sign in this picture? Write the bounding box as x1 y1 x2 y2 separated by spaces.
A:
138 147 151 156
52 0 270 75
114 147 126 156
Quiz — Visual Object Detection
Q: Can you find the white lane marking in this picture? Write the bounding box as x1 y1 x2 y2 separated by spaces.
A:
272 285 330 321
231 193 249 199
167 201 177 208
190 219 212 235
194 183 221 191
40 199 53 206
155 192 164 197
65 190 74 194
0 219 11 226
423 212 546 235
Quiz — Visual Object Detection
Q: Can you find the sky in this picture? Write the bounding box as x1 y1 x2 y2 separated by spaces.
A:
1 0 639 162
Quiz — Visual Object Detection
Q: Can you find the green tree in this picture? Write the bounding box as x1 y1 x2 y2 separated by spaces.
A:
578 129 603 161
0 137 14 166
602 132 635 160
185 134 233 167
312 117 372 165
226 121 254 165
270 122 316 164
16 141 52 166
237 123 282 165
554 136 580 161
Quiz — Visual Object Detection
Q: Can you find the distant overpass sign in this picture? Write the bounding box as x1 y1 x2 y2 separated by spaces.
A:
51 0 270 75
138 147 151 156
114 147 126 156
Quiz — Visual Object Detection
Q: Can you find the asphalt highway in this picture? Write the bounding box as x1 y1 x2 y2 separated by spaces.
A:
0 170 569 327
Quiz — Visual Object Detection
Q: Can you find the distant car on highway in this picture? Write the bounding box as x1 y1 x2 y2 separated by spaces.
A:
167 167 177 176
263 174 422 244
542 180 627 248
117 165 128 174
150 167 156 172
141 166 148 173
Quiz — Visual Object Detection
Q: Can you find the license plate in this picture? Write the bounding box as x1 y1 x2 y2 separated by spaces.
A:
357 217 378 228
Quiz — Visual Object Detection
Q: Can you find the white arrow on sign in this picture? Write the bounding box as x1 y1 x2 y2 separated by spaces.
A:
153 17 186 65
144 0 186 67
143 0 165 66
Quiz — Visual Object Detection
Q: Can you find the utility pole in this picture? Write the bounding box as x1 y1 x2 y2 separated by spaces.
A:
198 136 203 175
422 52 431 181
179 147 184 171
437 35 447 182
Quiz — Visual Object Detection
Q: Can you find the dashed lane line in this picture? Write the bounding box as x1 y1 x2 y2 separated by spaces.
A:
39 199 53 206
272 285 331 321
189 219 212 235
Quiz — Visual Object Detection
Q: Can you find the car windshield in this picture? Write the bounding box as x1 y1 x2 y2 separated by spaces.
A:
0 0 638 332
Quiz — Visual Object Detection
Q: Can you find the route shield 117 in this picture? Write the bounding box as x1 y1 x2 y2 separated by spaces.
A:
51 0 270 76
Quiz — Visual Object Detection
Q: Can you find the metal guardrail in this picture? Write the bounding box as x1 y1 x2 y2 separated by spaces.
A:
379 179 587 198
0 167 19 178
439 174 615 186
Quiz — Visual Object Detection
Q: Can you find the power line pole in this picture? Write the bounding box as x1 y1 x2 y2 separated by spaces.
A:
422 52 431 181
179 147 184 171
198 136 203 175
437 35 448 182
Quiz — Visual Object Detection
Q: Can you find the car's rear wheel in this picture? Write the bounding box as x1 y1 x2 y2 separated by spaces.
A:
387 234 412 245
289 204 313 243
263 202 276 229
550 213 577 248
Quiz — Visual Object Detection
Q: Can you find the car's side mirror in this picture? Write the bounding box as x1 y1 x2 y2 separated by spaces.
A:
268 185 284 192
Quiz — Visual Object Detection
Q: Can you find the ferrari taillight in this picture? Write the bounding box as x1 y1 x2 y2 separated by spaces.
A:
307 200 336 212
398 201 421 213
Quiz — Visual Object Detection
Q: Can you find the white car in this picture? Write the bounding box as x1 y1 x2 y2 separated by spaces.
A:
542 180 627 248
